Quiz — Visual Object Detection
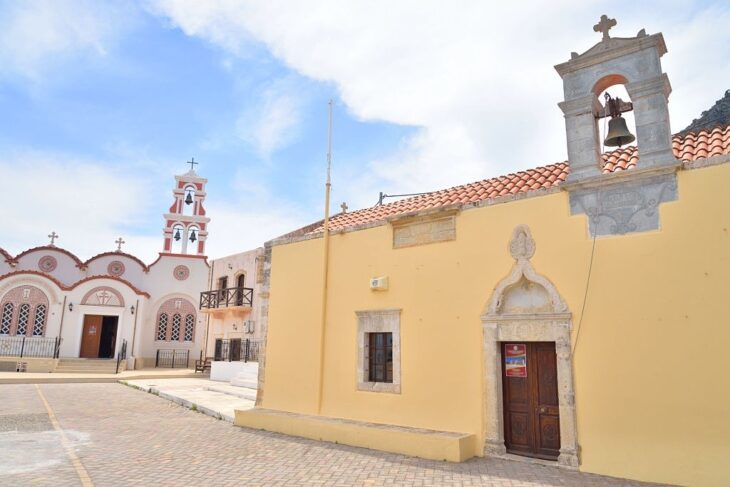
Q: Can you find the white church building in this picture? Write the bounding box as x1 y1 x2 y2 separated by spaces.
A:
0 166 212 372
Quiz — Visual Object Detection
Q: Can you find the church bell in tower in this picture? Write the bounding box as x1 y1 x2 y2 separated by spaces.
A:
602 93 635 148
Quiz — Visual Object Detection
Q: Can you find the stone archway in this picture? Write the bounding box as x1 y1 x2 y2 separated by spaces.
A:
482 225 579 468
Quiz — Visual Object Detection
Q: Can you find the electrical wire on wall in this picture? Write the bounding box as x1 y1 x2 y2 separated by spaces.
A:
572 229 598 354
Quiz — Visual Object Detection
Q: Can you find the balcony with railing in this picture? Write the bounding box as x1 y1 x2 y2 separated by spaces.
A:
199 286 254 315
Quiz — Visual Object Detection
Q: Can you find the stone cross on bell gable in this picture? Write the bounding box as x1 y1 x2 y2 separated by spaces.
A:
187 157 199 172
115 237 125 252
593 14 617 41
48 232 59 246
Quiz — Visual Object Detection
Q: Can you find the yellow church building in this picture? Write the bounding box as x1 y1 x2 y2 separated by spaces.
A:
236 17 730 486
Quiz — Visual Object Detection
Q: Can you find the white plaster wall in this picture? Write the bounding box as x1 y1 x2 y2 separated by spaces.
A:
84 254 147 290
138 255 209 363
14 250 85 286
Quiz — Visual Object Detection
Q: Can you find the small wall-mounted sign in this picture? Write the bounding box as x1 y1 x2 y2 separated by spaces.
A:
89 326 97 335
505 344 527 377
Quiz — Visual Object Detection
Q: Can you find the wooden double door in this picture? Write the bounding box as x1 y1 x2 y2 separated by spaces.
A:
501 342 560 460
80 315 118 359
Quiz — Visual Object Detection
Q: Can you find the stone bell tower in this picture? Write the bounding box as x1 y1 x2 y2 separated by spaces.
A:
555 16 680 236
162 159 211 255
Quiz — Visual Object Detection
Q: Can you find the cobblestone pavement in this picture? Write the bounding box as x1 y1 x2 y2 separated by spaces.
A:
1 384 658 487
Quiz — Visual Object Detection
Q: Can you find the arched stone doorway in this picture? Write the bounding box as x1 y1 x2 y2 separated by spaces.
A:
482 225 579 467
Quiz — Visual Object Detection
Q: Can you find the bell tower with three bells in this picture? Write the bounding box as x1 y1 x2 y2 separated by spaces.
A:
555 15 680 237
162 159 211 255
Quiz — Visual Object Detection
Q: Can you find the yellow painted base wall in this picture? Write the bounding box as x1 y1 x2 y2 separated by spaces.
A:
235 408 476 462
262 164 730 486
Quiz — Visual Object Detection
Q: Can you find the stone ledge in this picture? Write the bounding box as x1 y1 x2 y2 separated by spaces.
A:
234 407 477 462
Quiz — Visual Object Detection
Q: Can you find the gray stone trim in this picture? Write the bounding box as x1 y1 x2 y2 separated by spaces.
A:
355 308 401 394
254 242 272 406
567 168 679 237
390 207 460 249
482 225 579 468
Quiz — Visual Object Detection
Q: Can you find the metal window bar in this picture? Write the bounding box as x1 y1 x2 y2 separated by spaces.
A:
33 305 46 336
184 314 194 341
1 303 13 334
16 304 30 336
0 336 60 358
157 314 168 341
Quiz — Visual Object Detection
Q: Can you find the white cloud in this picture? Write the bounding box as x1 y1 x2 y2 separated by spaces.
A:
204 202 308 257
0 0 137 82
0 149 160 262
235 79 305 158
149 0 730 205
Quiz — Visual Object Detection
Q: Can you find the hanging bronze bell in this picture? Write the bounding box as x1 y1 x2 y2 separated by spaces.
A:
189 229 197 243
604 116 635 147
185 192 193 205
174 228 181 241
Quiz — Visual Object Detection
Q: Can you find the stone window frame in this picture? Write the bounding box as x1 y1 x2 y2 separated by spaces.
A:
482 225 579 468
355 308 401 394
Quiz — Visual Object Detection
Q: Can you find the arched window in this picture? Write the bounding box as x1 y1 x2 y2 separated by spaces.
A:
155 298 196 342
171 314 181 341
0 286 50 337
32 304 46 336
157 313 168 341
0 303 12 335
184 314 194 342
16 304 30 336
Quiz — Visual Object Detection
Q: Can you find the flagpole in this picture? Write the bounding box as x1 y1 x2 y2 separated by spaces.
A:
317 99 333 414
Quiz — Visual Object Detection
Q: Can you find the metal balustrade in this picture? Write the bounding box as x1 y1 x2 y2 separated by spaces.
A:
0 336 61 358
199 287 253 310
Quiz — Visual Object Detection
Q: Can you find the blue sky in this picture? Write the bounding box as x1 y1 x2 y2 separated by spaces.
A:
1 1 728 261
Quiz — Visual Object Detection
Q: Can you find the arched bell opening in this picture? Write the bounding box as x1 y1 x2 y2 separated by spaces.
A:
182 185 196 216
170 223 185 254
593 75 637 156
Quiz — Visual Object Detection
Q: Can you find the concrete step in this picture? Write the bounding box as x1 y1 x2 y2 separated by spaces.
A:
56 358 122 374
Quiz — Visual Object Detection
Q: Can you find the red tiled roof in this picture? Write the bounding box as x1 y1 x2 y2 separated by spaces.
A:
295 124 730 237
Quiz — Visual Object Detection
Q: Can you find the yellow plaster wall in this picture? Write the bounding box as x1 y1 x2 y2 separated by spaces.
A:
262 164 730 486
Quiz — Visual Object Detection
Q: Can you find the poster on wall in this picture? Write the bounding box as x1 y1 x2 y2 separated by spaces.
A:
505 344 527 377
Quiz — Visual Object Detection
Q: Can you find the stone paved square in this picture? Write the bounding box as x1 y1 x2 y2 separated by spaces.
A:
0 384 661 486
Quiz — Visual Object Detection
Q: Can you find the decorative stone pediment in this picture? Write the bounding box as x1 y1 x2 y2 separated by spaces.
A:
484 225 568 318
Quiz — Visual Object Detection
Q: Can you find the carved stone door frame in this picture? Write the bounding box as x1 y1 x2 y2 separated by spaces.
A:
481 225 579 468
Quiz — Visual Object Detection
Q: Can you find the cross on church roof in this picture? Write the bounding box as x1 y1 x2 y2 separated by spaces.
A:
187 157 199 172
48 232 59 246
340 202 348 213
593 14 617 41
115 237 126 252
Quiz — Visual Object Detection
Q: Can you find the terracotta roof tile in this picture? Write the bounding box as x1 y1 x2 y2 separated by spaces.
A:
293 125 730 237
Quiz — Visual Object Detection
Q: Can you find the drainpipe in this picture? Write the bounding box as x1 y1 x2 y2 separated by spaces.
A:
317 100 333 414
129 298 140 368
57 296 68 359
204 259 215 359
